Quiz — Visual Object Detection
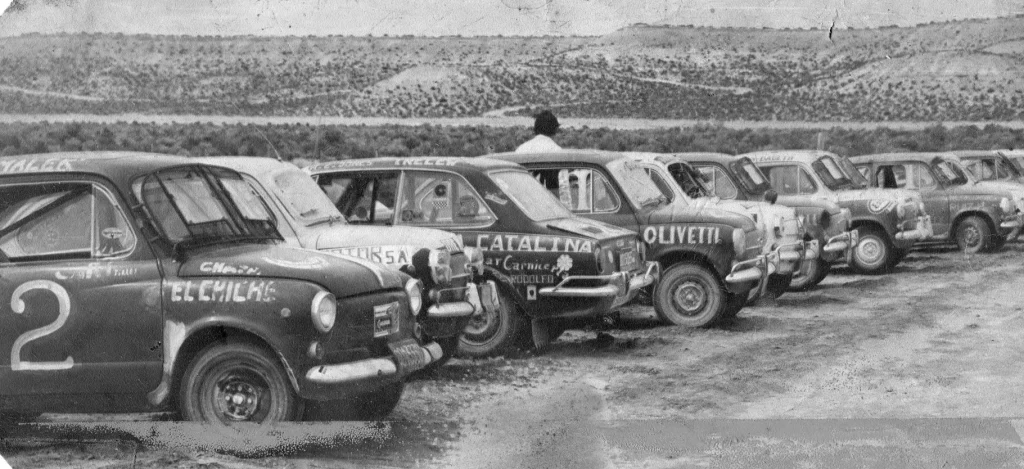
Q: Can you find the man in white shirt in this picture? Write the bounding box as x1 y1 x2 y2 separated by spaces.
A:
515 110 563 153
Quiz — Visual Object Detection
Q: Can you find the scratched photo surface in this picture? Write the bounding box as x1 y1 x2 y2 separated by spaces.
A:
2 1 1024 468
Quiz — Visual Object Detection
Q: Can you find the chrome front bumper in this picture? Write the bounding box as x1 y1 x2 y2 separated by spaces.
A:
306 341 443 384
1000 213 1023 230
539 261 661 300
895 215 933 241
823 230 858 263
428 281 499 318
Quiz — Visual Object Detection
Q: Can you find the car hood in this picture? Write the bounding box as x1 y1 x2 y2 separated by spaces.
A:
310 224 464 253
837 188 920 204
545 217 637 241
177 243 403 297
642 201 757 231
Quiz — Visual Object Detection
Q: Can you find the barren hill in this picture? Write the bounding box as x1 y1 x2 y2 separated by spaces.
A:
0 15 1022 121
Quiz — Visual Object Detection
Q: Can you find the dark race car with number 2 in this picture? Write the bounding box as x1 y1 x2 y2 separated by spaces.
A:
0 152 436 424
306 157 659 355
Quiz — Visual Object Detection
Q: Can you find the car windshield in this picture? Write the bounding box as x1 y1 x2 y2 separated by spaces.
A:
812 156 853 190
728 158 772 194
932 158 970 186
835 155 869 188
608 158 668 208
269 168 346 226
666 162 711 198
489 170 573 221
137 166 280 245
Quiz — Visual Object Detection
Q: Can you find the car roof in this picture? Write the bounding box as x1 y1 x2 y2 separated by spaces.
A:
668 152 739 165
741 150 836 164
0 151 198 185
848 152 955 163
948 150 1004 159
486 149 628 166
195 156 297 175
305 156 520 174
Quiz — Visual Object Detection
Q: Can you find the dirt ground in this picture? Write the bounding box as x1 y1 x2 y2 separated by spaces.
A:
4 242 1024 468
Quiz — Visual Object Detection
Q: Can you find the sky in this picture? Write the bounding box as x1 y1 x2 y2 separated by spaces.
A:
1 0 1023 36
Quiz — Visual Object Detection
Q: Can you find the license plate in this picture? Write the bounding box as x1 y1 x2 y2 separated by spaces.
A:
388 340 427 373
619 250 639 271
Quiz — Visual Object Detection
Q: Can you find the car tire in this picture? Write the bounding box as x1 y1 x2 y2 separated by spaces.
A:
653 263 725 327
765 273 792 299
304 382 405 421
990 234 1008 251
721 292 746 320
955 216 991 254
850 228 893 274
421 335 460 372
458 285 526 357
789 258 829 291
179 340 300 424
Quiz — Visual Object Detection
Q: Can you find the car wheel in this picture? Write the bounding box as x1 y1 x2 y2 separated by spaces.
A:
991 235 1008 250
458 285 526 357
955 216 991 254
179 340 300 424
721 292 747 320
421 335 460 373
765 273 792 300
304 382 405 421
850 228 893 274
653 263 725 327
789 258 829 291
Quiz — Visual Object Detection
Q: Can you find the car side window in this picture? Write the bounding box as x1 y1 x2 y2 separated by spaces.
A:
875 165 906 189
698 166 738 199
532 168 620 213
909 163 937 189
396 171 495 226
642 168 675 202
319 173 398 225
0 182 137 261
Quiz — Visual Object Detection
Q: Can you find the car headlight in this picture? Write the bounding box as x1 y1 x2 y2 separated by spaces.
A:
463 247 485 275
918 202 926 215
428 249 453 285
405 278 423 314
1000 197 1013 214
896 202 906 219
310 290 337 333
732 228 745 257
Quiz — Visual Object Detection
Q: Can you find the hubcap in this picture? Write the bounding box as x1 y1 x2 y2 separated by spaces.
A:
962 226 981 248
856 237 884 265
214 375 264 421
463 306 500 342
672 281 707 315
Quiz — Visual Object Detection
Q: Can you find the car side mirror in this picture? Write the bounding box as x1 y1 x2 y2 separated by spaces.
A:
763 189 778 204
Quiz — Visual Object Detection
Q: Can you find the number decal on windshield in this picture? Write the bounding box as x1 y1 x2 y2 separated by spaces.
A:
10 280 74 371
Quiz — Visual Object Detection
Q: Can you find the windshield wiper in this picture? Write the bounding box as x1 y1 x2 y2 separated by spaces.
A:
307 214 346 227
640 195 668 208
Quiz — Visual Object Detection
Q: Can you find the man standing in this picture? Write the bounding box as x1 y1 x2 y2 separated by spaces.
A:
515 110 563 153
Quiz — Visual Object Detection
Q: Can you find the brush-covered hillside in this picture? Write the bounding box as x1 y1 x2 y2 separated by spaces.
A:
0 15 1022 120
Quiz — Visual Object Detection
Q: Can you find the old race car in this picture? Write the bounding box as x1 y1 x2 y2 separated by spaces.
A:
306 157 659 354
625 152 809 298
850 152 1023 252
672 153 856 290
745 150 932 274
199 156 498 366
0 152 435 423
492 151 771 327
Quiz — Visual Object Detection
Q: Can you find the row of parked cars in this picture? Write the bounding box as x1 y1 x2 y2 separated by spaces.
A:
0 148 1019 424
